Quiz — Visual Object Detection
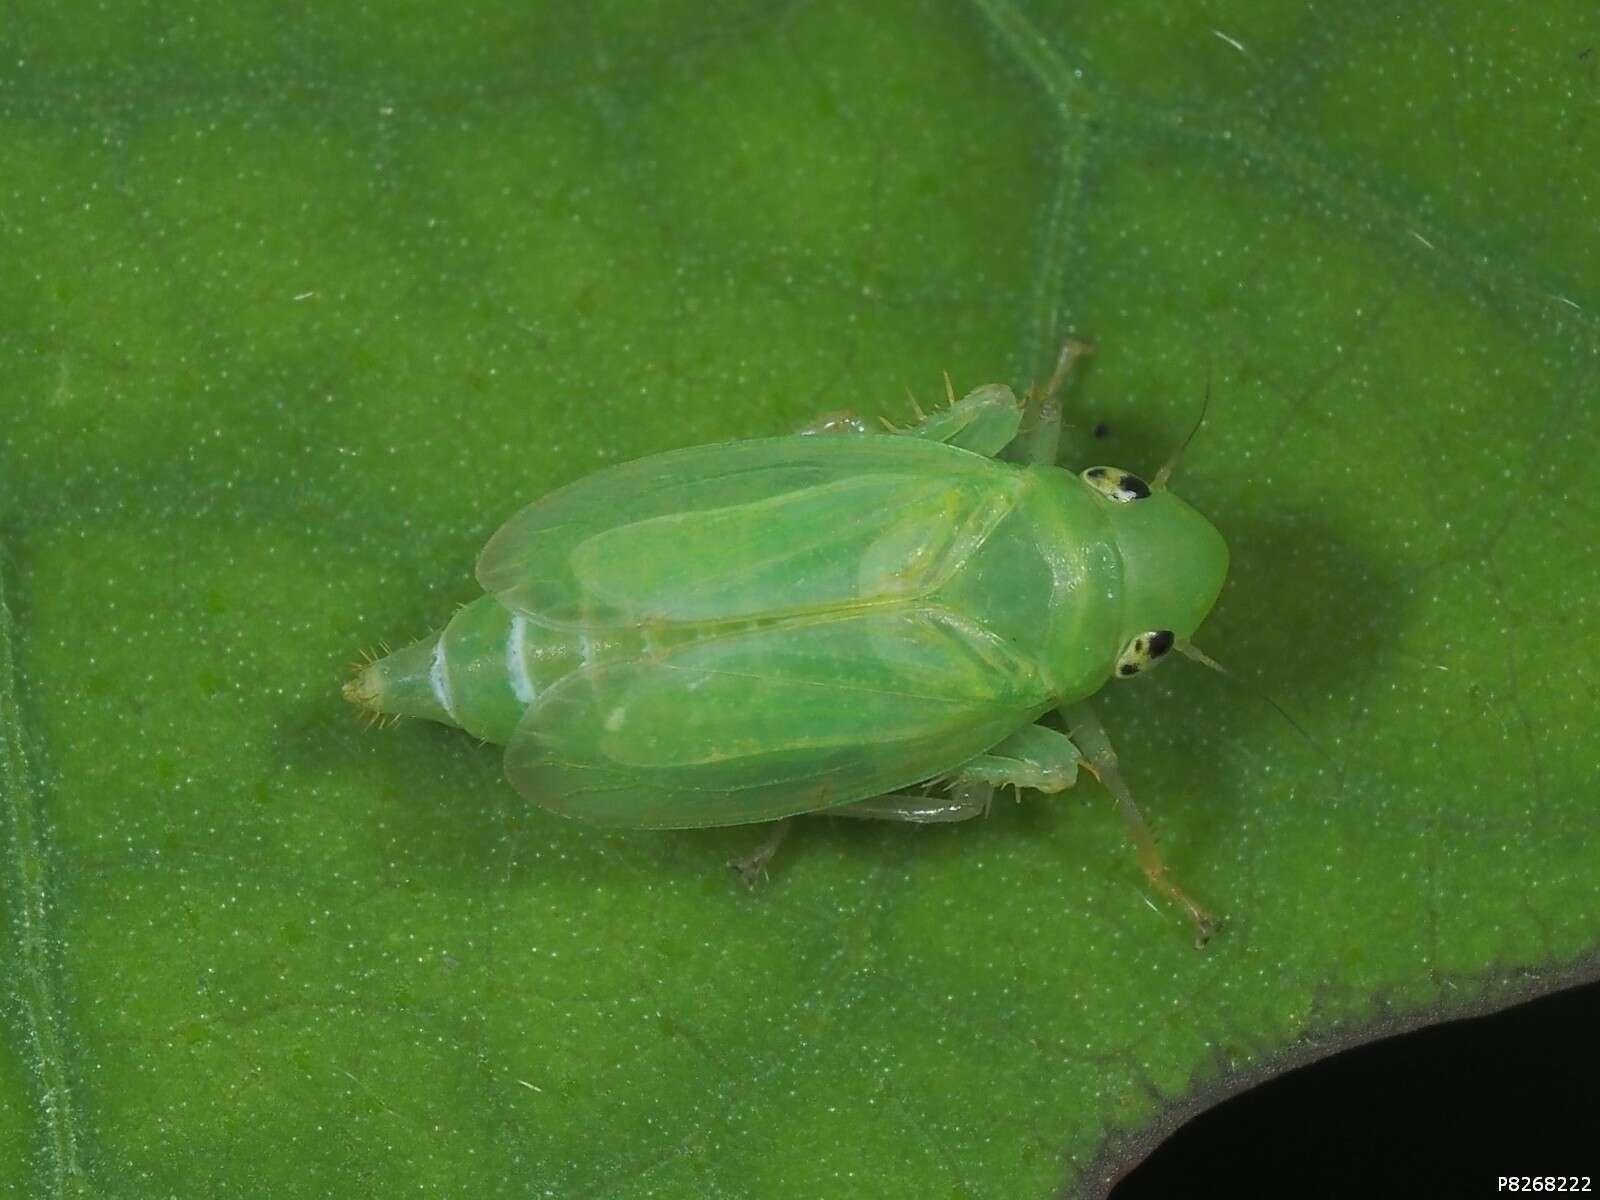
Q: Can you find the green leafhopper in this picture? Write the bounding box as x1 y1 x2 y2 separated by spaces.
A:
346 340 1229 943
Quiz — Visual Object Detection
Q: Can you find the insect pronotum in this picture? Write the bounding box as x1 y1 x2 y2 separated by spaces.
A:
346 339 1230 943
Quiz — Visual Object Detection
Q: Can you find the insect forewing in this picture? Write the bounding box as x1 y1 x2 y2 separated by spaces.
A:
503 607 1051 827
476 437 1021 628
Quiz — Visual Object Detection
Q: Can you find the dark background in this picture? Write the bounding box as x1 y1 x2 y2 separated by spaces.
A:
1115 978 1600 1198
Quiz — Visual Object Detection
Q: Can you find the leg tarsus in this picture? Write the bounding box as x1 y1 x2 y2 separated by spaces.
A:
1061 701 1217 947
729 817 794 885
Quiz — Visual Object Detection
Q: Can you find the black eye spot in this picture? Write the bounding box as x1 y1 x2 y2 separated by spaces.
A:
1118 473 1151 500
1086 467 1108 480
1093 422 1110 439
1118 663 1138 677
1149 630 1174 658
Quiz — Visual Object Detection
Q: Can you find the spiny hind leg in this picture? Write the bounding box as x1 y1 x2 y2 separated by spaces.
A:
727 725 1082 879
885 380 1025 457
877 334 1093 459
799 336 1091 460
1060 700 1216 946
826 723 1082 823
800 375 1026 458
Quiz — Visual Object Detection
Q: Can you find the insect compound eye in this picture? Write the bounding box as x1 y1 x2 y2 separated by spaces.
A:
1081 465 1152 503
1114 630 1176 679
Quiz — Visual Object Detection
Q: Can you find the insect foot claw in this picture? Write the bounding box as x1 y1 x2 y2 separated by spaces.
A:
728 818 792 886
727 856 767 888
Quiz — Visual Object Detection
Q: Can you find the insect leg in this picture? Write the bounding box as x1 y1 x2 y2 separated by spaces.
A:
728 818 794 885
891 383 1025 455
1060 701 1217 946
945 723 1079 794
1018 336 1094 466
727 778 994 881
825 723 1081 823
796 410 871 435
801 383 1025 456
823 788 994 823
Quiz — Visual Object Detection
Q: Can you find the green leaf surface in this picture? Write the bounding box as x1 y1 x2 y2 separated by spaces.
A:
3 3 1597 1196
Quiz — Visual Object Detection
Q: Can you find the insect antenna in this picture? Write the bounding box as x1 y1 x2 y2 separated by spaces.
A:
1176 638 1322 754
1152 371 1210 490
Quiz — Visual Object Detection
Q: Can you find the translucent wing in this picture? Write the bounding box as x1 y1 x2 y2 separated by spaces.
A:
503 607 1052 827
476 436 1022 628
